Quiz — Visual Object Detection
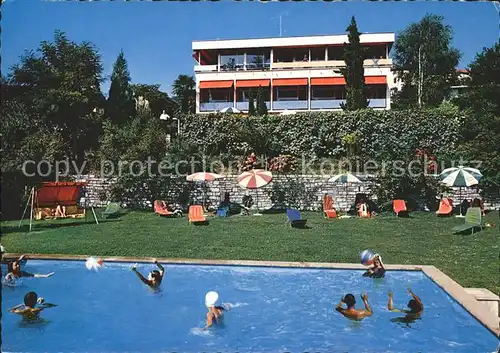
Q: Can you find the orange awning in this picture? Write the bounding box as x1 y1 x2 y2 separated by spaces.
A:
199 80 233 89
272 78 308 87
311 77 345 86
236 79 270 88
365 76 387 84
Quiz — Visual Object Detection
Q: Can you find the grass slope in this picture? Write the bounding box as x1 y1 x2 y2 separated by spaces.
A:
1 210 499 293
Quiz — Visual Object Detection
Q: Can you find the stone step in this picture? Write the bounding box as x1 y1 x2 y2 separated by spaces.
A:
465 288 499 319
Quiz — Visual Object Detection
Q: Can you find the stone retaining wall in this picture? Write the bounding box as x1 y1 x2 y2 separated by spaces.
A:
71 175 500 211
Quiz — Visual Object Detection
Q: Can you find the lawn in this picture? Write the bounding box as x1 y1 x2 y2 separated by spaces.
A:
1 210 499 294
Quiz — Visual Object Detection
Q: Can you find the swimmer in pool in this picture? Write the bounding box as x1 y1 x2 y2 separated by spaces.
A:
362 253 386 278
335 292 373 321
5 255 54 279
131 259 164 288
204 304 231 330
387 288 423 326
9 291 57 320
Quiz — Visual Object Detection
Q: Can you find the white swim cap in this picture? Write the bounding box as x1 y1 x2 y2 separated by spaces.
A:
205 291 219 307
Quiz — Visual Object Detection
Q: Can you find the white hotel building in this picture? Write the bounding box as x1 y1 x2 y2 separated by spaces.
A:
192 32 397 114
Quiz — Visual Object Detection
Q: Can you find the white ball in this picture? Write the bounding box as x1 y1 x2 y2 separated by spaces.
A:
205 291 219 307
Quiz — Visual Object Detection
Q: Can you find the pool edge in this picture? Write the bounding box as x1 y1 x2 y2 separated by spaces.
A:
5 253 500 337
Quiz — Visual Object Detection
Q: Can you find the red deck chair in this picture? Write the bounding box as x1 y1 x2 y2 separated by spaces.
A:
154 200 175 217
436 198 453 216
323 195 337 219
393 199 409 217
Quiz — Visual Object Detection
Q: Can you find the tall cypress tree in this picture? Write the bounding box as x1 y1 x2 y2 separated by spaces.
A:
256 86 268 116
248 89 256 116
340 17 369 110
107 50 135 124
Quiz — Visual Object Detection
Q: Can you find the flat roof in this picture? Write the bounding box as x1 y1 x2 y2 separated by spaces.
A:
193 33 395 50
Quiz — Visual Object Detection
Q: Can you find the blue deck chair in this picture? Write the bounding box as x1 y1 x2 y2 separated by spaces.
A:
286 209 308 228
216 206 229 217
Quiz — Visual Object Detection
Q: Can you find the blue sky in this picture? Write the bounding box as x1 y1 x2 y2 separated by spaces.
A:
2 0 498 96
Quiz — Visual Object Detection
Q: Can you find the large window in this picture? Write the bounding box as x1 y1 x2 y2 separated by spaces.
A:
246 50 271 70
200 88 233 103
220 51 244 71
366 85 387 99
310 47 326 61
328 46 344 61
273 48 309 63
274 86 308 101
236 87 270 101
312 86 334 100
363 45 387 60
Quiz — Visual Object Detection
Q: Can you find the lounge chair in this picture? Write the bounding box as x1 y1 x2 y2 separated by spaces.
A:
436 198 453 216
452 207 483 235
323 195 337 219
102 202 121 219
216 206 229 217
286 209 307 228
154 200 181 217
393 200 409 217
188 205 208 225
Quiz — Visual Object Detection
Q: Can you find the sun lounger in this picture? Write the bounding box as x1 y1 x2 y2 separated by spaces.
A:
452 207 482 235
323 195 337 219
393 199 409 217
286 209 308 228
102 202 121 219
436 198 453 216
154 200 181 217
189 205 208 224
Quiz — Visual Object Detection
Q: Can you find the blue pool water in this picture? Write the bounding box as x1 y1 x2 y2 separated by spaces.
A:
2 260 498 353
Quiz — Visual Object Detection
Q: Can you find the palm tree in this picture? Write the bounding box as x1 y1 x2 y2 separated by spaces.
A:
172 75 196 113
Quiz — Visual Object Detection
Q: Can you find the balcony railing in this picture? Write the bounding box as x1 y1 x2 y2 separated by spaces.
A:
236 101 271 111
200 102 234 112
368 98 387 108
194 59 392 72
200 99 387 112
310 99 345 109
272 100 308 110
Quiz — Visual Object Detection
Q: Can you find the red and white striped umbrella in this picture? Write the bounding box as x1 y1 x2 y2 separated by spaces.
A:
237 169 273 189
186 172 224 182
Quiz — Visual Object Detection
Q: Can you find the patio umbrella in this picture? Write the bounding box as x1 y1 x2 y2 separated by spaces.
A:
237 169 273 216
328 173 362 211
439 166 482 216
186 172 224 210
219 107 241 114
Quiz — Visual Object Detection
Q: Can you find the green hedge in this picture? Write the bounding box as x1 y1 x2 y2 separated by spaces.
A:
180 106 463 162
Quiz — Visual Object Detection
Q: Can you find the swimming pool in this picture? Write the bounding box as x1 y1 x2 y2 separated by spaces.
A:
2 259 498 353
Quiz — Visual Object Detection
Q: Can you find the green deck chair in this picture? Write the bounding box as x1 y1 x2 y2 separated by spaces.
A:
452 207 482 235
102 202 121 219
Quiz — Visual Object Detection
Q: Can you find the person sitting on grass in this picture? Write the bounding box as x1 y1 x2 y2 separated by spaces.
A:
335 292 373 321
387 288 423 326
5 255 54 280
362 254 386 278
9 291 57 320
131 259 164 289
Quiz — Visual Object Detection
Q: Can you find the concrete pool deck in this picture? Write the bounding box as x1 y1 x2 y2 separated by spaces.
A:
4 253 500 337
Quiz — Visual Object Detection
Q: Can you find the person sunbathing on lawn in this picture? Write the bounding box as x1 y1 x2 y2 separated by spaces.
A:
131 259 164 289
335 292 373 321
